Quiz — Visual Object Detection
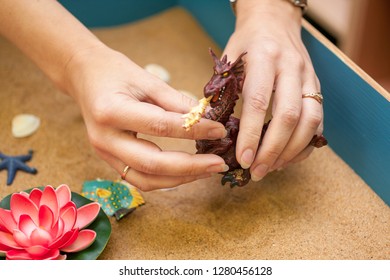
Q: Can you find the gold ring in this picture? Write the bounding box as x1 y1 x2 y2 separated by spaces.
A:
302 92 323 104
121 165 130 180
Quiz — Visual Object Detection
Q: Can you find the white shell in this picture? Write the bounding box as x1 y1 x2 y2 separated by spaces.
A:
144 63 170 82
12 114 40 138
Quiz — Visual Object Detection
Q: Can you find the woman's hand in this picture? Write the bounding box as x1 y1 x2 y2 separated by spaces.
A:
224 0 324 181
65 46 228 191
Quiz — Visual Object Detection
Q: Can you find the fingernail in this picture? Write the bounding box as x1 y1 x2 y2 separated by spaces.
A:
207 128 227 139
240 149 254 169
206 164 229 173
251 163 269 182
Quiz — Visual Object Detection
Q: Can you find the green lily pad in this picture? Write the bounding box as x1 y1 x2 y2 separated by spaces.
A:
0 188 111 260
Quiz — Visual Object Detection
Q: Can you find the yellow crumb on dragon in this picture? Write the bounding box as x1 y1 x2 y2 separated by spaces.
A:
181 96 212 131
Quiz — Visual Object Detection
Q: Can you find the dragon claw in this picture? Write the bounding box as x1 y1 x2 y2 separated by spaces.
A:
221 173 235 186
221 169 250 188
230 181 239 188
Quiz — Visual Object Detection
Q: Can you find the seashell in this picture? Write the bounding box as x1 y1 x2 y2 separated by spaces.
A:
12 114 40 138
144 63 170 82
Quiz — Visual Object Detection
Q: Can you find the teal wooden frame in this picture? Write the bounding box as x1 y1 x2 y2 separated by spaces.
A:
59 0 390 206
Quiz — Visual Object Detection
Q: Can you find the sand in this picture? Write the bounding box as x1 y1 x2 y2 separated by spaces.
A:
0 7 388 260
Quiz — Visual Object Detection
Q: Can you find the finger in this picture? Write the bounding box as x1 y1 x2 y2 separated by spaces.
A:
102 131 228 177
285 145 315 166
124 169 211 192
278 125 324 170
104 99 227 140
270 80 323 170
147 82 199 114
271 99 323 170
250 69 302 181
130 67 199 114
236 56 276 169
96 149 211 191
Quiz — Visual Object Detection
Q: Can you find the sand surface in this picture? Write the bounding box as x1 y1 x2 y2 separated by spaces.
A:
0 7 388 259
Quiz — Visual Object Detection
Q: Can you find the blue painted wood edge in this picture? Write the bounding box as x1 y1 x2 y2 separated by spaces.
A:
58 0 389 206
301 29 390 207
59 0 177 27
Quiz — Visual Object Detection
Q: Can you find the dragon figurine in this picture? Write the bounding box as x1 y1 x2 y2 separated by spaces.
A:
183 48 327 187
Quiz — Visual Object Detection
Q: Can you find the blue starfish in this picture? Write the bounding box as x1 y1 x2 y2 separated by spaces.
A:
0 150 37 185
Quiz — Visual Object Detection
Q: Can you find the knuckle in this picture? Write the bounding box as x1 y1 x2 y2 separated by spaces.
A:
149 117 171 137
306 111 323 130
290 55 305 71
261 148 281 163
87 130 105 151
261 40 282 60
185 125 198 139
137 158 159 175
248 93 269 114
265 148 281 159
282 50 305 71
280 106 300 127
90 99 113 126
176 159 198 176
187 162 200 176
243 126 263 144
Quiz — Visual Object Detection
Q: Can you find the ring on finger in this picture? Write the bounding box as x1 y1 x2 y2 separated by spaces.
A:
302 92 323 105
121 165 131 180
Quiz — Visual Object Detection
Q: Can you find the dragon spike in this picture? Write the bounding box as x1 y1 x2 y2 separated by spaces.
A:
221 54 228 64
209 48 220 66
230 51 247 69
208 48 247 71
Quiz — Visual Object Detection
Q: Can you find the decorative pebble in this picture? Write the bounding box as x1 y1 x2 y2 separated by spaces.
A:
12 114 40 138
144 63 170 82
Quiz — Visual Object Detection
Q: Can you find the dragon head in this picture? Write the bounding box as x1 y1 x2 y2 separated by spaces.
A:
204 48 247 108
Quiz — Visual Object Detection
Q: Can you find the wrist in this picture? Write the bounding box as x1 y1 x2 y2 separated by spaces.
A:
62 43 110 99
234 0 302 23
233 0 302 35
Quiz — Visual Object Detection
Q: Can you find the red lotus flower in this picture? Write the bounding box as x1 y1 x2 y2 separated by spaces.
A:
0 184 100 260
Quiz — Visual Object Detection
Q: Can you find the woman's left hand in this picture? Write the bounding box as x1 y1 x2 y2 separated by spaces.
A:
223 0 324 181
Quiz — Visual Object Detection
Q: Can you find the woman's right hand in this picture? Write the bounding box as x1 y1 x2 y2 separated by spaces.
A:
65 46 228 191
